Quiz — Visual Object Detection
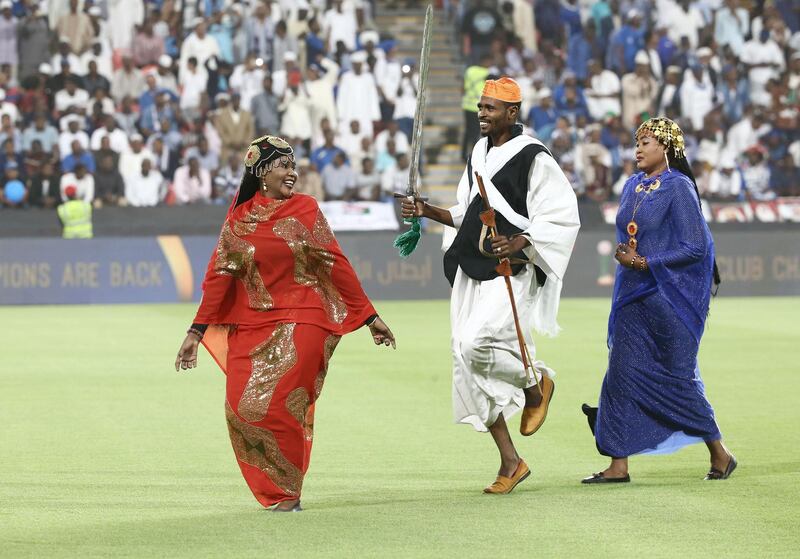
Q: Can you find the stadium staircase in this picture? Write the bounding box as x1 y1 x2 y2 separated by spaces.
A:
375 2 464 212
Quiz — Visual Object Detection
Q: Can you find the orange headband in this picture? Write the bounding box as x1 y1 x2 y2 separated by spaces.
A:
481 77 522 103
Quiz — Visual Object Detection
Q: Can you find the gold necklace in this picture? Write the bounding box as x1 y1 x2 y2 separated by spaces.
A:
626 177 661 249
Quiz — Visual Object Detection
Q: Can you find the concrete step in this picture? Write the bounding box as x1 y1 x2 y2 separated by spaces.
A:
376 3 464 173
424 163 464 176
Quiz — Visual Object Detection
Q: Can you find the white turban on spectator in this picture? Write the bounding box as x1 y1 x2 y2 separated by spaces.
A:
719 153 736 169
537 88 552 101
351 51 368 64
696 47 712 59
159 55 173 68
634 51 650 65
360 30 379 46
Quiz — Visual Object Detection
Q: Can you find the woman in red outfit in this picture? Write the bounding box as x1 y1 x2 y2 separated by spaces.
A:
174 135 396 512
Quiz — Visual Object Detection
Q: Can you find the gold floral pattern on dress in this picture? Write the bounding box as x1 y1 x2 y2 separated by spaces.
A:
225 401 302 496
314 334 341 399
273 213 348 324
285 387 310 426
312 210 335 245
238 323 298 422
214 219 273 310
235 199 285 235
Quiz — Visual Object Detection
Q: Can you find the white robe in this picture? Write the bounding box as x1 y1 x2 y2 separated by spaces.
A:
585 70 622 120
336 70 381 137
279 87 313 141
107 0 145 51
306 58 340 139
446 134 580 431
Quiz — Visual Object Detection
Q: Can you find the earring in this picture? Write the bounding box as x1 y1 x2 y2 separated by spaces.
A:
664 150 670 172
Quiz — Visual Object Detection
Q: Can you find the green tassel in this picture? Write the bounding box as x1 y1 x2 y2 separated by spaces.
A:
393 217 422 258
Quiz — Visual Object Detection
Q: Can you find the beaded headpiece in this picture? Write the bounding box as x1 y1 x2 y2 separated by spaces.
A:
243 135 294 177
635 117 686 159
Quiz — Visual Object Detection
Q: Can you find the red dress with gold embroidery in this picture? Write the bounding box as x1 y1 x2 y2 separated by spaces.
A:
194 193 375 507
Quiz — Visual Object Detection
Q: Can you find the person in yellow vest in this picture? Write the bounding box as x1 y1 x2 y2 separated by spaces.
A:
461 53 492 161
57 185 93 239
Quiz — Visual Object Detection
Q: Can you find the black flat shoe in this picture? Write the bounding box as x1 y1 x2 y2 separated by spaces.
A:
704 455 737 481
581 472 631 484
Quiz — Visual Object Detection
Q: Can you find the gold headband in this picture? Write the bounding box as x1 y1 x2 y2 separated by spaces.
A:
635 118 686 159
244 135 294 177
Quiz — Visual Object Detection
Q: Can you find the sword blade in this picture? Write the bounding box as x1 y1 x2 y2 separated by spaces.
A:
406 4 433 198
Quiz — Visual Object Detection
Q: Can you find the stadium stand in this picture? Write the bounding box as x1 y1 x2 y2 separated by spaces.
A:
0 1 798 229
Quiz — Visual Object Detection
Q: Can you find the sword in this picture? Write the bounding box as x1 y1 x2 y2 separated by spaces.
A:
392 4 433 257
393 3 433 206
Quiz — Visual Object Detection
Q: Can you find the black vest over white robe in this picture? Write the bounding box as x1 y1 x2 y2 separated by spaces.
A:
444 125 550 286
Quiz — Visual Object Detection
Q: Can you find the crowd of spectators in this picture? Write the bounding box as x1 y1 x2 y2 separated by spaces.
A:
457 0 800 203
0 0 419 210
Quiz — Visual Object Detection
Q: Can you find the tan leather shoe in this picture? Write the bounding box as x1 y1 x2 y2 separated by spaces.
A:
520 375 555 436
483 460 531 494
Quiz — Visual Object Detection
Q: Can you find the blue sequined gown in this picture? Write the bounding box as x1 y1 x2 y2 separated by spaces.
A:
594 169 721 457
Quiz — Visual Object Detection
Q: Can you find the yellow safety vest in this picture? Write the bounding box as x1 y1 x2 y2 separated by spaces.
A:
57 200 93 239
462 65 489 112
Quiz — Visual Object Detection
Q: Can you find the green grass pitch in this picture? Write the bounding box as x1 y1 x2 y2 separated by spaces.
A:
1 298 798 558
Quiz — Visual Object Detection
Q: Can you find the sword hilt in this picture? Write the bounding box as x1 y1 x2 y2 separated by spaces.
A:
392 192 429 201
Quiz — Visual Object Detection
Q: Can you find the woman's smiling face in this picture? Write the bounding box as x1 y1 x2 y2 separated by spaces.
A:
261 156 298 199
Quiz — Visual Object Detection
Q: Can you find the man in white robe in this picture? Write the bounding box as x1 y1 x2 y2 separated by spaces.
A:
585 59 621 121
179 20 221 81
323 0 357 52
740 31 786 107
106 0 144 51
306 57 339 142
336 51 380 137
680 64 715 131
400 78 580 494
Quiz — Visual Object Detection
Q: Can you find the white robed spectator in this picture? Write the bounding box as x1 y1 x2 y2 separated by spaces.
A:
90 117 129 154
722 113 770 161
107 0 145 51
323 1 357 52
659 0 705 49
0 89 19 122
59 170 95 203
229 57 267 112
80 42 114 81
708 154 743 199
585 61 621 120
306 57 339 142
279 84 313 142
680 66 715 131
179 62 209 114
374 123 410 155
740 34 786 107
714 0 749 57
125 160 164 207
179 21 221 80
336 51 380 136
119 135 156 185
58 117 90 158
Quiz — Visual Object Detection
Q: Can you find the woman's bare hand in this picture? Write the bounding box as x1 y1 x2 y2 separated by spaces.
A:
369 317 396 349
175 333 201 371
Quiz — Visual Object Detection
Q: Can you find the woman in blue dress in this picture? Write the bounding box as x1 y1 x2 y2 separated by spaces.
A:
581 117 736 484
